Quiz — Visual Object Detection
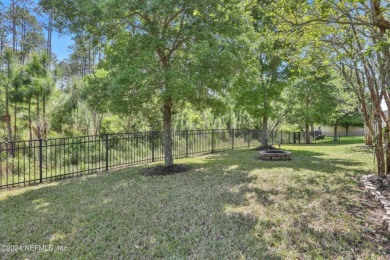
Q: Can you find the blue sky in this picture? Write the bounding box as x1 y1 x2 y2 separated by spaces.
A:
51 33 73 61
2 0 73 61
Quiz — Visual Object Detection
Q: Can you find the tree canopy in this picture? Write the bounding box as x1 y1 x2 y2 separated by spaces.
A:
1 0 389 174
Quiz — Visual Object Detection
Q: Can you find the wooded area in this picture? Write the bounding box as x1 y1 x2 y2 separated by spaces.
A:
1 0 389 175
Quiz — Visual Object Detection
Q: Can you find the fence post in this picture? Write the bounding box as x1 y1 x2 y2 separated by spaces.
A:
105 134 109 171
232 128 235 150
259 129 262 145
247 129 250 148
185 130 189 157
338 132 341 143
39 138 43 183
151 131 155 162
211 129 215 153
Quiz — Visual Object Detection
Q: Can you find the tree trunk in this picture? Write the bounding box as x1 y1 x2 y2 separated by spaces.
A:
157 47 175 167
36 95 41 139
387 130 390 175
28 100 32 142
377 27 390 174
261 115 269 147
374 112 386 177
5 63 13 155
0 37 3 68
12 0 16 52
5 115 13 154
92 111 104 136
350 20 386 176
364 125 373 146
162 96 173 166
305 122 310 143
21 19 25 63
98 114 103 136
43 94 47 139
88 39 91 74
13 102 17 141
342 64 372 145
47 12 52 60
334 124 338 141
384 126 390 175
261 91 269 147
384 97 390 175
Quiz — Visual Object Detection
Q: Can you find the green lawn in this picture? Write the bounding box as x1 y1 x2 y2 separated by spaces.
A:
0 143 387 259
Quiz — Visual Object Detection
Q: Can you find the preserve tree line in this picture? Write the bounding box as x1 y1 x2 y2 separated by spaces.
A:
1 0 389 175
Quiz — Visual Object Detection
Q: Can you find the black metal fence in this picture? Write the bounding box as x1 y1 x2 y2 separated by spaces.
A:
277 130 366 144
0 129 364 189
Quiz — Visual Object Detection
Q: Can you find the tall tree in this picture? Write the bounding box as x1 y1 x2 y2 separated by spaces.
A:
0 3 9 65
268 0 390 175
26 53 52 139
18 7 45 63
234 0 294 147
1 49 17 150
41 0 255 166
286 58 338 143
326 81 362 140
6 0 38 60
47 11 52 59
82 69 110 135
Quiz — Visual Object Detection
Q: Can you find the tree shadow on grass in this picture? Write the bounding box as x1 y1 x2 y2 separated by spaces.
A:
200 148 371 206
186 148 385 258
303 139 365 146
207 147 370 175
0 147 386 259
0 164 281 259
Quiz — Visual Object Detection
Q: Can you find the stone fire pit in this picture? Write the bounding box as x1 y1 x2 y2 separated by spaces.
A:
259 150 292 161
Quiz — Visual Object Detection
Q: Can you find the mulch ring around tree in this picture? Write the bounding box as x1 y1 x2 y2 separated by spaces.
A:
368 175 390 201
139 164 192 176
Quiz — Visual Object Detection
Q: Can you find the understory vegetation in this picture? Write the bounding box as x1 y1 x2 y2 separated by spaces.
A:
2 0 376 170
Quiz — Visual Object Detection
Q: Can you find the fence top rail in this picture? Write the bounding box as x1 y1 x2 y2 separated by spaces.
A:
0 129 366 145
0 139 41 145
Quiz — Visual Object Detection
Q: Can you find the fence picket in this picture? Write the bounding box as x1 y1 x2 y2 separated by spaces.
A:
0 130 365 189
